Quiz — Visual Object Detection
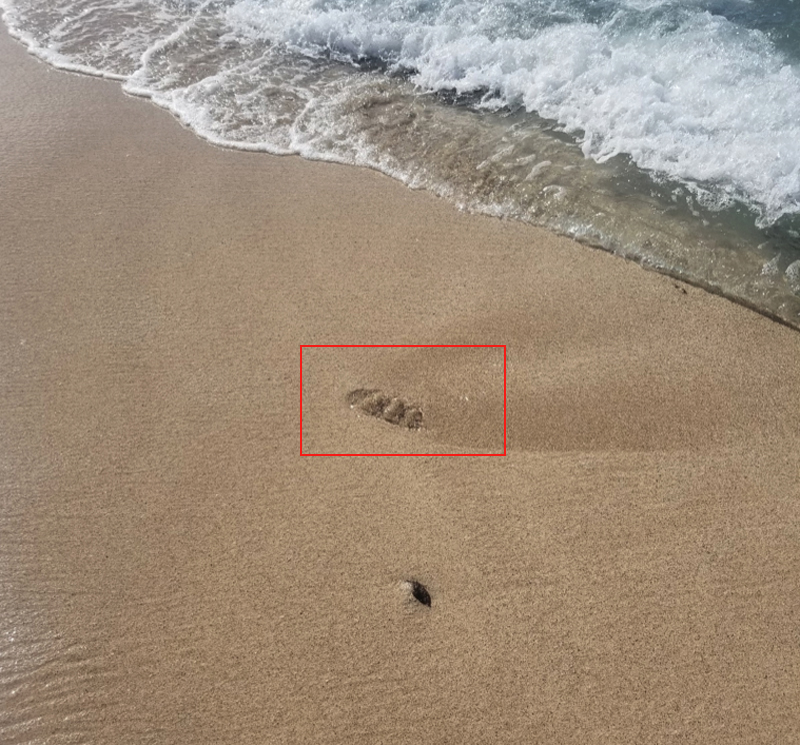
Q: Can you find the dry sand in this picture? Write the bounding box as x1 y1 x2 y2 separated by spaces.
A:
2 23 800 744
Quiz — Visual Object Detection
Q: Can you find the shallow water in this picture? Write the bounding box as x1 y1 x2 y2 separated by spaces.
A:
3 0 800 326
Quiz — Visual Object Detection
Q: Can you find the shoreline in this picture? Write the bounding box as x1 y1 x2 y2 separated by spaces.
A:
3 12 799 333
3 20 800 745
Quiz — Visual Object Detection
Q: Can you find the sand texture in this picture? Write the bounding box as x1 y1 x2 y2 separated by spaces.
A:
2 24 800 744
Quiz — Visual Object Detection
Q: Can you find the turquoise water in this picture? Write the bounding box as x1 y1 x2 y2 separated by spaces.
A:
3 0 800 326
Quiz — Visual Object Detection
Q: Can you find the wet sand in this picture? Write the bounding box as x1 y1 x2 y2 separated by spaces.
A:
2 23 800 744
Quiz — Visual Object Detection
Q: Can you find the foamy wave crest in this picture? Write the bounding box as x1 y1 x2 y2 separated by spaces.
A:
4 0 800 225
0 0 200 77
225 0 800 226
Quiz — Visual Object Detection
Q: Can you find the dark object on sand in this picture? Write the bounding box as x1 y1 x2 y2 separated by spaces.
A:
410 580 431 607
346 388 424 429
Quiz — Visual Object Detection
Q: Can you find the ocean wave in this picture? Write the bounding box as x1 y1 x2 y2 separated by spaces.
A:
224 0 800 226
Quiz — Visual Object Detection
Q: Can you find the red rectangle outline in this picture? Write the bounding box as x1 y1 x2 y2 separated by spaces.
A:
300 344 507 456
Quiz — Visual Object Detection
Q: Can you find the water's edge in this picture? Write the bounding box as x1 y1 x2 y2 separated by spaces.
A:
3 15 799 333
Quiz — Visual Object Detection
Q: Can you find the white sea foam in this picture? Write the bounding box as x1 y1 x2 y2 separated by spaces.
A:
222 0 800 226
4 0 800 224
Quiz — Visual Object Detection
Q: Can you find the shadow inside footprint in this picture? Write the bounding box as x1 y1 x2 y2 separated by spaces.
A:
347 389 424 429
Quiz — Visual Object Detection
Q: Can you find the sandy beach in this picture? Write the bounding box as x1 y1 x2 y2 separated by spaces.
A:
2 21 800 744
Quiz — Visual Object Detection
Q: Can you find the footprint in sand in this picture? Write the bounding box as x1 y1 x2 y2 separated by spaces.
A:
346 389 424 430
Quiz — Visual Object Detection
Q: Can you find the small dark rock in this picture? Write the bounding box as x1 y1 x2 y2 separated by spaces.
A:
410 580 431 607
